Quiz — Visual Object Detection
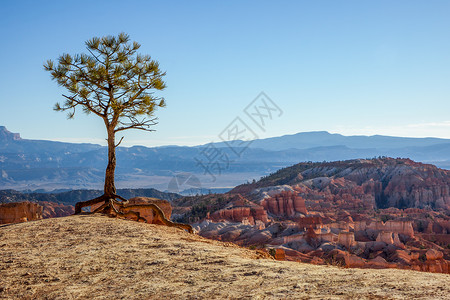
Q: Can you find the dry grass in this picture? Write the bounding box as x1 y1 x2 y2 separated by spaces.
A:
0 215 449 299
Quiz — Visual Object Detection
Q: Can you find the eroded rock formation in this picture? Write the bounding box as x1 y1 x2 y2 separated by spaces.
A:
338 231 356 249
209 206 268 225
208 194 269 224
0 202 42 224
121 197 172 224
182 158 450 274
39 201 74 218
260 191 307 217
355 220 415 238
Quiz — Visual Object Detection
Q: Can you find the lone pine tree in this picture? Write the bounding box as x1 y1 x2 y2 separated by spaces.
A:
45 33 191 232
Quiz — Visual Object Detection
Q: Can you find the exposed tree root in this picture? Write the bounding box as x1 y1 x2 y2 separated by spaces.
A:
74 195 106 214
74 195 193 233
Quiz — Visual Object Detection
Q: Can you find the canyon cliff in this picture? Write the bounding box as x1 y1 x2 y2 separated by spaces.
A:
244 157 450 211
176 158 450 274
0 202 42 224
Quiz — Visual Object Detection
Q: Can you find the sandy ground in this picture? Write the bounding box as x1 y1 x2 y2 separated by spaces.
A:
0 215 449 300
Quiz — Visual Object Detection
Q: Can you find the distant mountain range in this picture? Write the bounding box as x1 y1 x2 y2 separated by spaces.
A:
0 188 181 206
210 131 450 151
1 125 450 192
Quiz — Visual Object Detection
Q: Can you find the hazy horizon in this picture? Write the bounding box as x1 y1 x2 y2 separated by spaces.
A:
4 125 450 148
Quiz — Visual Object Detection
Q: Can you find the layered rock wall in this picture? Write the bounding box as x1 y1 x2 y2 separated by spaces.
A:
261 191 307 217
0 202 42 224
355 220 414 238
210 205 269 224
39 201 74 218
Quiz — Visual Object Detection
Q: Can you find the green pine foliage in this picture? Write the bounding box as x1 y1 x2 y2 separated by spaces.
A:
44 32 166 133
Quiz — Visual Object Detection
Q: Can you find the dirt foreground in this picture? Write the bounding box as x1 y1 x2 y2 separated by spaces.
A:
0 215 449 300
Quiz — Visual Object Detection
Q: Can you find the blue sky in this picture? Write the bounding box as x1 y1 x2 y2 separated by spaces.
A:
1 1 450 147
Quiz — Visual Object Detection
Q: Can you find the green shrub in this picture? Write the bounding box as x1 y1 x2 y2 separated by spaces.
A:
268 248 276 258
418 254 427 262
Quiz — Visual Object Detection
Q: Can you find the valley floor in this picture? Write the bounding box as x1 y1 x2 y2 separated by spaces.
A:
0 215 449 299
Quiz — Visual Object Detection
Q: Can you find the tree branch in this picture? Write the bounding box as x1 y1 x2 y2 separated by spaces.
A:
115 118 158 132
62 94 106 118
115 136 124 147
86 48 105 65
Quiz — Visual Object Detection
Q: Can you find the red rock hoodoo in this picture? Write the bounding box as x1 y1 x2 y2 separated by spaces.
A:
261 191 307 217
0 202 43 224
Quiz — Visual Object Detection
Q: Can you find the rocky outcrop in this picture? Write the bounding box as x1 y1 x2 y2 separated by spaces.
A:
374 231 405 249
209 205 268 224
186 158 450 275
338 231 356 249
274 248 286 260
282 248 324 265
208 194 269 224
297 216 322 230
419 260 450 274
426 249 444 260
417 233 450 247
355 220 414 238
39 201 74 218
376 231 394 244
251 185 294 201
0 126 21 141
367 256 395 269
121 197 172 224
260 191 307 217
248 158 450 211
0 202 42 224
412 249 450 274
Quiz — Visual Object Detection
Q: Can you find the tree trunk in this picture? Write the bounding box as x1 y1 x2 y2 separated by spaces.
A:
104 125 117 199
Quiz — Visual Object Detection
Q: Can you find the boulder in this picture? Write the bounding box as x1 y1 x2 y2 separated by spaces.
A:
410 252 420 260
121 197 172 224
426 249 444 261
367 256 391 269
345 254 366 268
274 248 286 260
389 249 412 265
